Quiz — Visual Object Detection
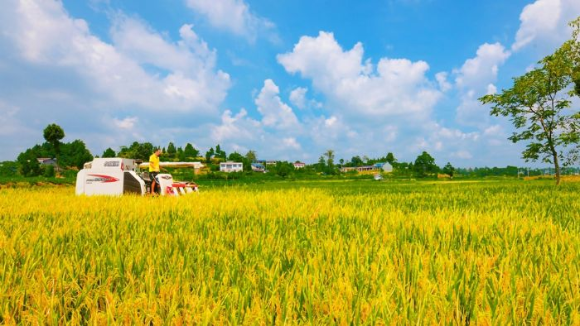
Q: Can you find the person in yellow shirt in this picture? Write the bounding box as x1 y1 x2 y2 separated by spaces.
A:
149 148 162 195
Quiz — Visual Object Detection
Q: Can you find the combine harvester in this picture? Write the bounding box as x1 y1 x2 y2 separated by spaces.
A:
75 158 202 196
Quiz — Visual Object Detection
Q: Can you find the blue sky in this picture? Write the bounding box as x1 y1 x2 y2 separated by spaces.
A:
1 0 579 166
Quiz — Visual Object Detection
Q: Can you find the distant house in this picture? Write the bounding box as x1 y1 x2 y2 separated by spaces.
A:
340 166 372 173
293 162 306 169
37 158 57 166
340 164 392 174
265 160 278 166
251 163 266 173
220 162 243 173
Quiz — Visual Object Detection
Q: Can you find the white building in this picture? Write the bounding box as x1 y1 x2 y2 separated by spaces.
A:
293 162 306 169
220 162 243 173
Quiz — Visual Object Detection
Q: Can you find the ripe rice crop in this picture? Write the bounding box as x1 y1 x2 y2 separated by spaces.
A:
1 181 580 324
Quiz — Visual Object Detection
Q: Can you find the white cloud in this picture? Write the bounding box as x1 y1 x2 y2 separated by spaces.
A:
0 0 232 159
512 0 580 52
483 124 503 136
513 0 562 51
113 117 138 130
0 1 230 113
454 43 510 90
289 87 322 110
255 79 300 130
435 72 452 92
452 151 473 160
454 43 510 127
282 137 301 150
289 87 308 109
185 0 275 42
277 32 441 120
211 109 259 143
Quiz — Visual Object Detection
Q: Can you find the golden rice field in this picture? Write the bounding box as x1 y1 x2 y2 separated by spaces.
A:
1 180 580 324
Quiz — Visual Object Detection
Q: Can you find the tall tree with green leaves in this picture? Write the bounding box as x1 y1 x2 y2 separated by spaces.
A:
17 150 41 177
215 144 227 160
102 148 116 158
386 152 397 165
43 123 65 172
118 142 154 161
442 162 455 178
570 17 580 96
43 124 65 153
167 142 177 156
183 143 199 160
317 156 326 173
205 147 215 163
480 24 580 185
324 149 335 172
245 150 257 163
414 151 438 177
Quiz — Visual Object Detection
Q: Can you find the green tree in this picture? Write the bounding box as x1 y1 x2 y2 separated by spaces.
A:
245 150 257 163
324 149 335 174
570 17 580 96
442 162 455 178
480 35 580 185
167 142 177 158
183 143 200 160
386 152 397 165
59 140 93 169
414 151 438 177
17 150 41 177
0 161 19 177
43 165 55 177
177 147 184 161
215 144 227 160
43 123 65 171
102 148 116 158
205 147 215 163
118 142 154 161
43 123 65 153
316 156 326 173
272 161 294 177
350 156 363 167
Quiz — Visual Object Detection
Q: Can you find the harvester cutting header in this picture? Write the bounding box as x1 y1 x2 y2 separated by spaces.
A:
75 158 202 196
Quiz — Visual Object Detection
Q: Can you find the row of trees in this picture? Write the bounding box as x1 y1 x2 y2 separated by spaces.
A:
312 150 455 178
17 124 93 177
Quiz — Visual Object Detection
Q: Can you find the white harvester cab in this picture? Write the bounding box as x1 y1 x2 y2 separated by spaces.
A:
76 158 202 196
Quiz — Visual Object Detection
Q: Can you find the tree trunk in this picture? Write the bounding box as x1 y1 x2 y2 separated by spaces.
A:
553 151 561 186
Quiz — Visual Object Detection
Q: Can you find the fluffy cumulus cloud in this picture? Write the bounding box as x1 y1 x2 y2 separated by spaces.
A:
273 31 509 165
211 109 260 143
0 0 230 159
255 79 300 130
454 43 511 91
289 87 322 110
113 117 138 130
185 0 276 42
209 79 306 160
513 0 562 51
453 43 510 127
512 0 580 52
289 87 308 109
277 32 442 121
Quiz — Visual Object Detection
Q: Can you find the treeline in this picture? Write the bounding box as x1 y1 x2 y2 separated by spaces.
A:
15 124 92 177
7 124 576 180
